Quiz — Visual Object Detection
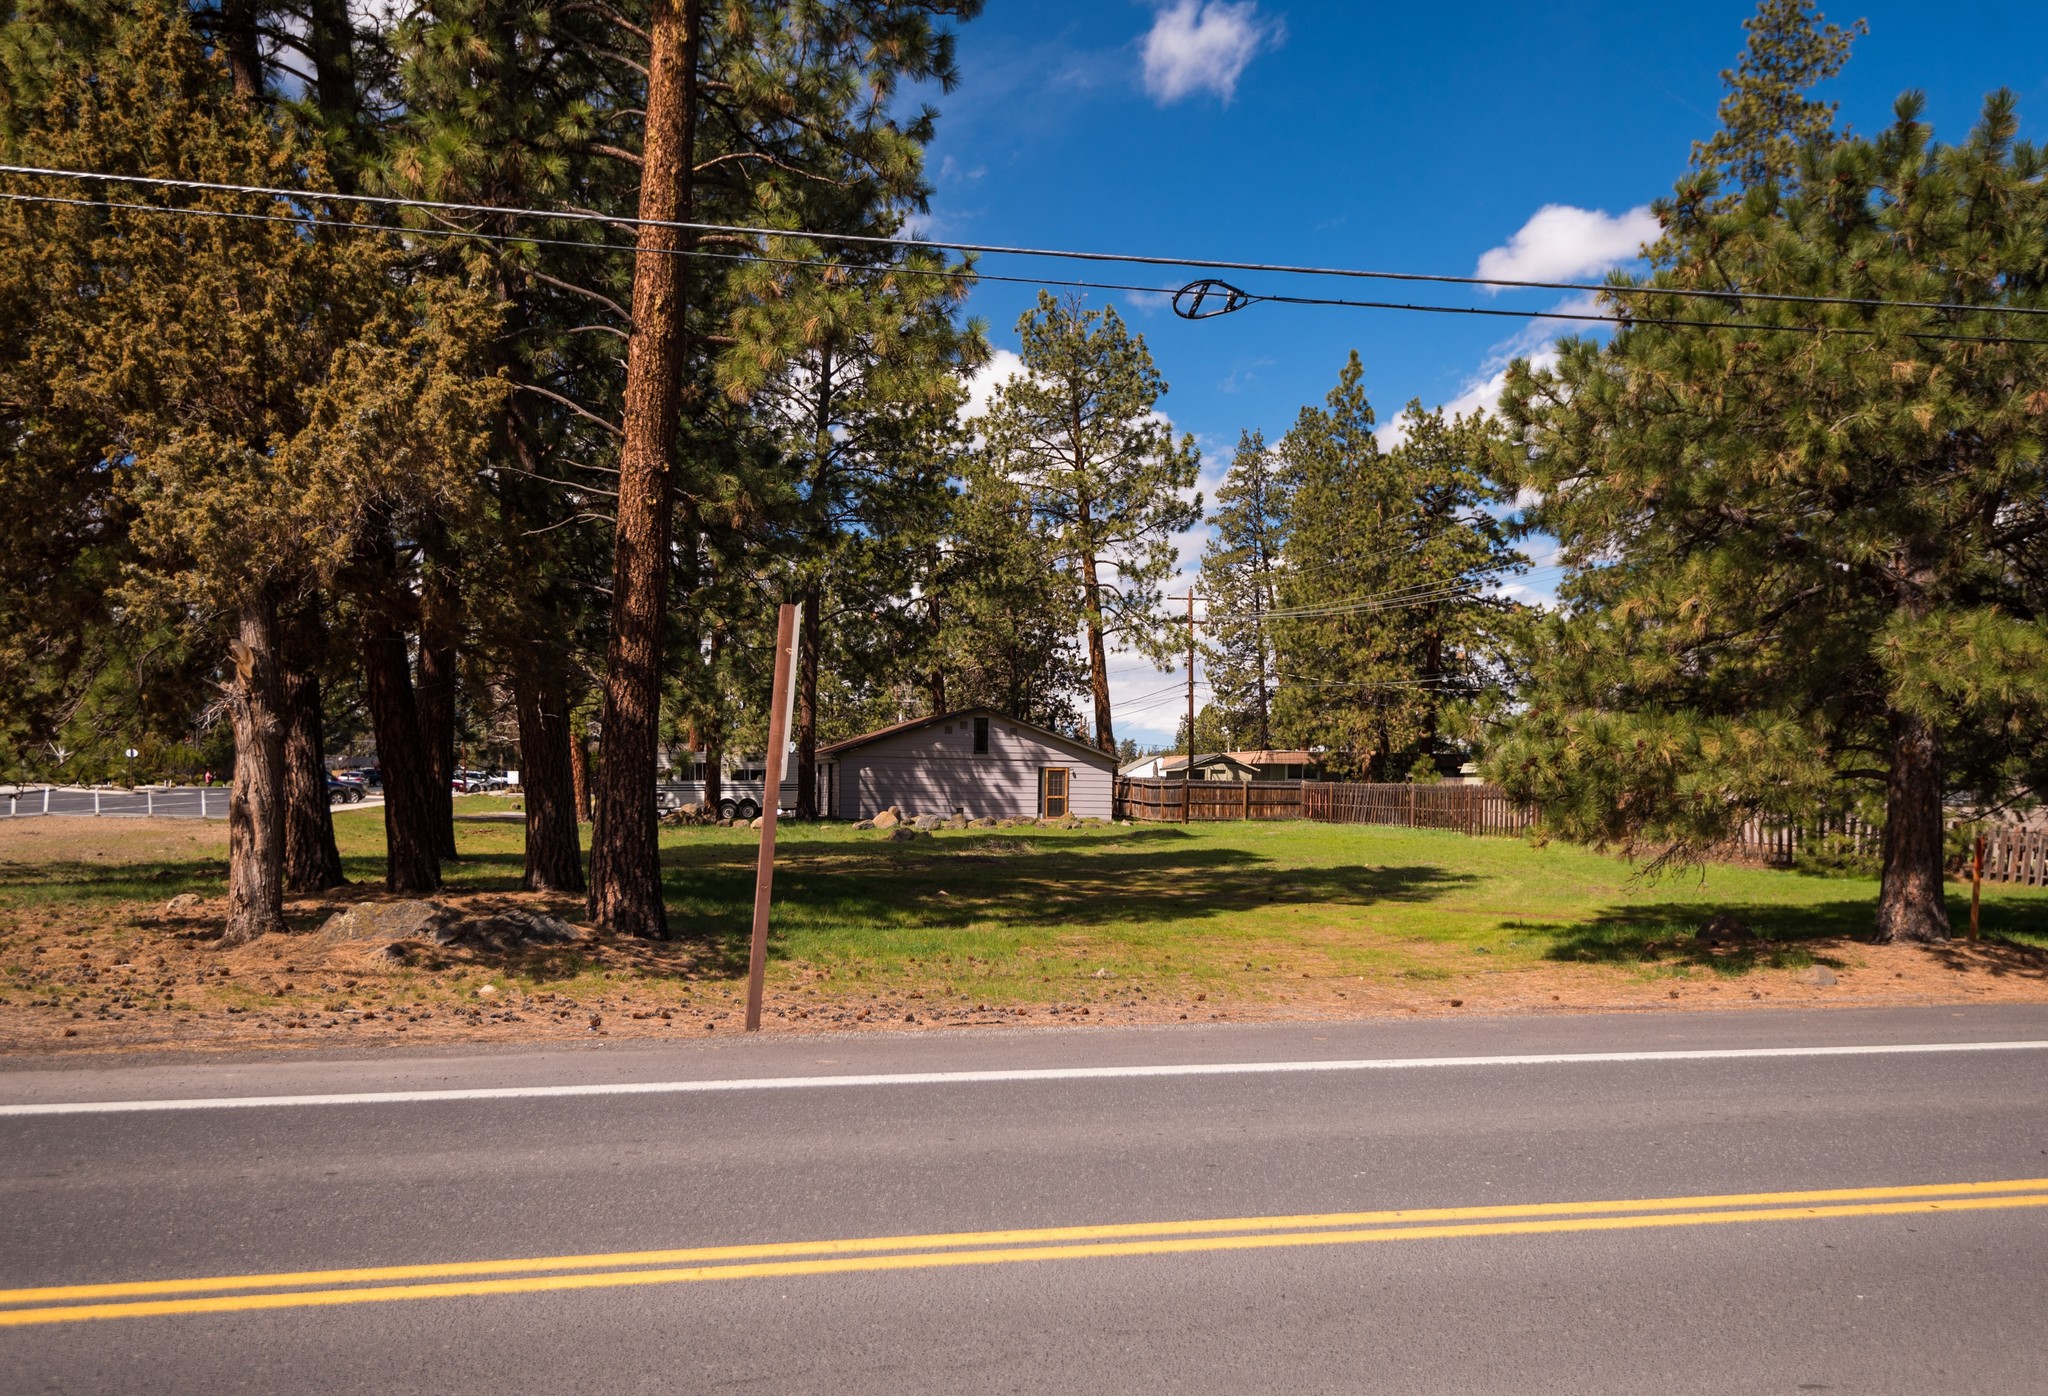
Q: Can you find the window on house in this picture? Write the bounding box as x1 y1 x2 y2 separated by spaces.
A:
973 717 989 754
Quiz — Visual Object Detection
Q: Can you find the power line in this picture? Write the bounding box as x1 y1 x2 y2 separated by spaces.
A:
7 163 2045 321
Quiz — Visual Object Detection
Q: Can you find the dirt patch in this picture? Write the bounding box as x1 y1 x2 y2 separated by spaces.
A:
5 814 2048 1058
3 887 2045 1057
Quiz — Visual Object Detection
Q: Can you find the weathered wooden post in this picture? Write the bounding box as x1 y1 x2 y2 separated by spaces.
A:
744 603 799 1033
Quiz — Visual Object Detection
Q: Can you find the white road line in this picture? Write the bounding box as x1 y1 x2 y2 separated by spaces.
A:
4 1040 2046 1116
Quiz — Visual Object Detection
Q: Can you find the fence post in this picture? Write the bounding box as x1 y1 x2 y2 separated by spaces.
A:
1407 783 1416 827
1243 781 1251 822
1971 833 1984 941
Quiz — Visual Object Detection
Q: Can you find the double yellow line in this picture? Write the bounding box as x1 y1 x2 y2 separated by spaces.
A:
7 1177 2047 1328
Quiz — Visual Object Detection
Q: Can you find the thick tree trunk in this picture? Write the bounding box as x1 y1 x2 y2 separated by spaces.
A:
216 0 264 99
702 736 722 814
795 583 820 819
588 0 701 938
223 596 288 947
1874 708 1951 942
281 652 345 894
363 616 440 892
303 0 357 130
570 715 592 823
416 534 460 861
514 663 585 893
1080 551 1115 754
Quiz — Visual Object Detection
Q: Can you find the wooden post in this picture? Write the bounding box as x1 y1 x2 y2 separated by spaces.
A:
1243 780 1251 822
1971 832 1984 942
744 603 799 1033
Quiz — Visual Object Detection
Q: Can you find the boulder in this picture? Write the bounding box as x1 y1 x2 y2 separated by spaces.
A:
968 817 998 829
913 814 944 832
944 814 970 830
436 909 581 953
161 893 206 918
853 819 876 830
1695 913 1758 945
749 815 766 829
872 809 900 829
319 900 454 943
320 900 581 953
1794 965 1838 987
881 827 922 842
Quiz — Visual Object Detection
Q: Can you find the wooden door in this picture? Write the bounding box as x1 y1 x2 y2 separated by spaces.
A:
1041 767 1069 818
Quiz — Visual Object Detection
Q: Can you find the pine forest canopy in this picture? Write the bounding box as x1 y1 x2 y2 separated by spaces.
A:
0 0 2037 946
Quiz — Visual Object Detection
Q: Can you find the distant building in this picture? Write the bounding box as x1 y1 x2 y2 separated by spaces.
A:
1121 749 1322 782
822 708 1119 821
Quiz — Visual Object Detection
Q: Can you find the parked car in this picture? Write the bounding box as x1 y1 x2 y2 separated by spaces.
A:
326 776 364 805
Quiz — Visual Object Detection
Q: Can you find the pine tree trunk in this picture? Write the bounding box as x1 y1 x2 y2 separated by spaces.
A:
281 657 345 894
703 736 722 814
570 716 592 823
1874 708 1951 942
588 0 701 938
514 662 585 893
217 0 263 98
1081 551 1115 754
223 596 287 947
416 538 460 861
361 607 441 895
795 583 820 819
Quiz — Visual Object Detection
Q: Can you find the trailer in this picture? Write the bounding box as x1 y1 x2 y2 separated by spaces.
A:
654 757 834 821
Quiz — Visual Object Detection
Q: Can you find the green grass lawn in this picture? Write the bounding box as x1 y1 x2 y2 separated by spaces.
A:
347 806 2048 994
5 805 2045 1020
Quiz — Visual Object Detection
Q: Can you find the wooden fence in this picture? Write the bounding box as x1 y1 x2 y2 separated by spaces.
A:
1113 778 2046 885
1114 778 1534 837
1970 823 2048 888
1113 779 1306 824
1715 813 1883 868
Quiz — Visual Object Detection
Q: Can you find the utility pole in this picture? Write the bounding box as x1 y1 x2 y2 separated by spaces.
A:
1186 591 1197 772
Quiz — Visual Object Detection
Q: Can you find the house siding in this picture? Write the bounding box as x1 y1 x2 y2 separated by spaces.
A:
829 718 1114 820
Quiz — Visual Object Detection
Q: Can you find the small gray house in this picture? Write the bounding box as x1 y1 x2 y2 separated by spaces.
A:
820 708 1118 822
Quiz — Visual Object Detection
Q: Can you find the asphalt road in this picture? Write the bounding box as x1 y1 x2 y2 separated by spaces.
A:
5 1005 2047 1393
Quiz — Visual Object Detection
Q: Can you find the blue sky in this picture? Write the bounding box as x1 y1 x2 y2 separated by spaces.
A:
911 0 2047 746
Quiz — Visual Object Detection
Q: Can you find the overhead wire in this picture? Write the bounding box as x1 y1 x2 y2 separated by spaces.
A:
6 169 2048 343
6 163 2047 320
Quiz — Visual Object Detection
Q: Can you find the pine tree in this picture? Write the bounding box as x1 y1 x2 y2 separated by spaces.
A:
980 293 1201 755
927 465 1088 730
0 1 501 941
1488 76 2048 940
1269 357 1521 778
720 237 982 817
1198 430 1287 751
1690 0 1864 192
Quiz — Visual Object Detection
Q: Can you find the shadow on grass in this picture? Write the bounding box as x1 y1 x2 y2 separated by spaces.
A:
1513 901 1870 973
656 832 1479 979
1518 894 2048 973
0 858 229 903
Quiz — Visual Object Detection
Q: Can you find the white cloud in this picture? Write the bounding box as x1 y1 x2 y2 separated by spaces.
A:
958 348 1025 422
1474 204 1659 288
1374 349 1561 450
1140 1 1281 105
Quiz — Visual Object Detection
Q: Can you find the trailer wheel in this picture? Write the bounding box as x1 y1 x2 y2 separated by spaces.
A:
718 799 738 821
735 799 760 821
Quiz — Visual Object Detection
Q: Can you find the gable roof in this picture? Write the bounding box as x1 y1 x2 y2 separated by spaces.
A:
1225 750 1320 766
818 707 1118 767
1149 752 1260 776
